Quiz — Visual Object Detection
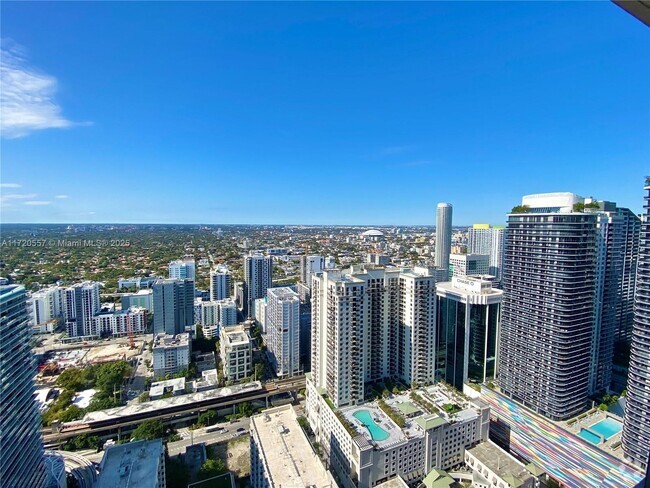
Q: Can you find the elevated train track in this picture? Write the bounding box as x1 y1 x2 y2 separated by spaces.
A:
43 376 305 447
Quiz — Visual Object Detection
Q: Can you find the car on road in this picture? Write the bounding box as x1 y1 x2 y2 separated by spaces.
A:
236 427 246 433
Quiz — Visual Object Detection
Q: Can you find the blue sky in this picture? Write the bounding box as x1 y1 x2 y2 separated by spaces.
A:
1 2 648 225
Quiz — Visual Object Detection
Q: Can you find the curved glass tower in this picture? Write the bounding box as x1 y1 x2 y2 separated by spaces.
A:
0 285 46 488
435 203 453 276
622 180 650 471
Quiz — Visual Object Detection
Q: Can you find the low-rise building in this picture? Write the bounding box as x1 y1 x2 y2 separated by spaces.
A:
219 325 252 382
96 439 165 488
306 378 489 488
149 377 186 399
152 333 191 378
465 440 537 488
250 404 338 488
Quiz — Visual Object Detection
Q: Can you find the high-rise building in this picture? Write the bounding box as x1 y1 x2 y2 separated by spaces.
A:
220 325 252 382
168 257 196 281
64 281 101 337
210 265 231 301
436 277 503 390
614 206 641 344
152 332 191 378
498 193 597 420
300 255 324 288
324 256 336 269
0 285 47 488
467 224 505 283
243 254 272 317
266 287 301 377
152 278 195 335
435 203 453 280
448 253 490 279
91 308 146 336
28 286 63 327
622 180 650 471
311 265 436 407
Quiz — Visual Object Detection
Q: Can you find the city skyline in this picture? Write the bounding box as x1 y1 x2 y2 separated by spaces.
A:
1 2 648 225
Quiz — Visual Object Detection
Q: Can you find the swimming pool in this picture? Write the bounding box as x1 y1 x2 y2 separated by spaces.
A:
589 417 623 440
578 428 602 445
353 409 390 441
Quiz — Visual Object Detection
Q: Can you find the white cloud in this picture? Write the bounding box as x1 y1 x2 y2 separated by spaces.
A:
1 40 77 138
24 200 51 206
1 192 37 201
0 183 21 188
55 194 68 199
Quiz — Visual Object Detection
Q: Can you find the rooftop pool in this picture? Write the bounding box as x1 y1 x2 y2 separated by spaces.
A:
578 417 623 445
578 428 602 445
589 417 623 440
353 409 390 441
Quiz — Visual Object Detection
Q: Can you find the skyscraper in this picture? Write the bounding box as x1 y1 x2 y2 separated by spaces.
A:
615 206 641 344
210 265 231 301
311 265 436 407
467 224 505 283
436 277 503 390
622 179 650 471
152 278 195 335
499 193 597 420
266 287 301 377
28 286 64 327
243 254 272 317
299 255 324 288
168 257 196 281
64 281 101 337
435 203 453 279
0 285 47 488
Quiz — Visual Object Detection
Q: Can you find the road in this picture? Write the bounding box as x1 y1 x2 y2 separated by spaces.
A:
167 417 252 456
74 417 252 464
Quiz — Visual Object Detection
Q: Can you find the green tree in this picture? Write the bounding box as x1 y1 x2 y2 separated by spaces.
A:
58 405 85 423
63 434 101 451
511 205 531 214
237 402 254 417
131 420 165 441
197 459 226 481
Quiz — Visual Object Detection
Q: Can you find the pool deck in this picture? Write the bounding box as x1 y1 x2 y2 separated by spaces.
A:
342 404 408 448
561 410 625 459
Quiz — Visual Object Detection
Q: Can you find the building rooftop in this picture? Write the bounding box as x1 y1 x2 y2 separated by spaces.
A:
361 229 384 237
251 405 335 487
78 381 262 425
422 468 455 488
221 326 250 345
149 377 186 397
375 476 409 487
467 440 534 488
96 439 163 488
267 286 299 300
436 277 503 303
153 332 189 349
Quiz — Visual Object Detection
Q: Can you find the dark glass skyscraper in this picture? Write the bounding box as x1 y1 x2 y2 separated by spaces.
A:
0 285 46 488
622 180 650 471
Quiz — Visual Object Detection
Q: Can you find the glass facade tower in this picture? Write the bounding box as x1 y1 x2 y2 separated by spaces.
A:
622 181 650 471
0 285 46 488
